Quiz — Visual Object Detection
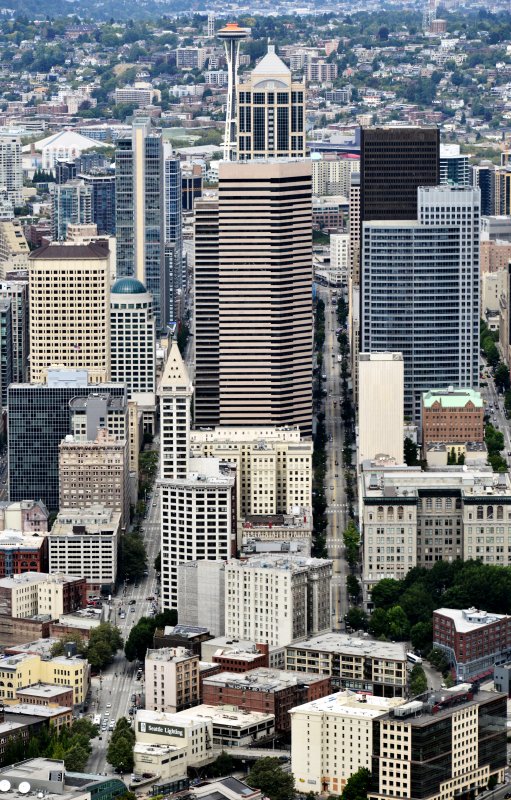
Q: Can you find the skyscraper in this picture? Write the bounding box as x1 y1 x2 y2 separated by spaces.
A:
115 120 166 328
360 127 439 223
439 144 469 186
159 342 235 609
470 162 494 216
361 185 480 420
237 44 306 161
28 241 111 385
163 143 184 323
0 135 22 208
0 298 12 407
0 278 29 384
110 276 156 396
51 181 92 241
194 162 313 433
79 172 116 235
217 23 248 161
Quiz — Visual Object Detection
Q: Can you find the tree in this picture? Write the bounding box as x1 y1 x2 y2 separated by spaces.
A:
368 607 388 638
342 520 360 567
247 758 294 800
409 664 428 696
107 736 134 773
410 621 433 653
386 605 410 640
404 437 419 466
64 743 89 772
154 551 161 572
50 632 87 658
121 531 147 581
345 607 368 631
87 622 123 670
341 767 371 800
208 751 235 777
125 609 177 662
495 362 510 392
370 578 401 610
378 25 389 40
346 574 361 600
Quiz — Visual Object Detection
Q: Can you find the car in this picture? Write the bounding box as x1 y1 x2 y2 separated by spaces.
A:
106 703 111 708
330 485 334 490
335 473 338 477
131 606 135 612
335 460 339 466
129 599 136 605
109 722 115 730
104 711 110 716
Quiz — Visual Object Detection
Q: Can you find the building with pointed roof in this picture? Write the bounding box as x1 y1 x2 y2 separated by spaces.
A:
237 44 306 160
22 130 108 172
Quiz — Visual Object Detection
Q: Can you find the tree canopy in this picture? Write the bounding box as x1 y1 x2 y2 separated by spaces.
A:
125 608 177 661
247 758 294 800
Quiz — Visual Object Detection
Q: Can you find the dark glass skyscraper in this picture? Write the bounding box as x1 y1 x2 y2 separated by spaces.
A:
80 172 116 235
163 144 184 324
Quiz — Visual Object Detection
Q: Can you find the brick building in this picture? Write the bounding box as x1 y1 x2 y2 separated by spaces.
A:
0 531 48 577
433 607 511 681
202 668 332 733
211 644 269 673
422 388 484 445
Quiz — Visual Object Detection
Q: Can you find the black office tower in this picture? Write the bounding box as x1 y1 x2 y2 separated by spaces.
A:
360 127 440 222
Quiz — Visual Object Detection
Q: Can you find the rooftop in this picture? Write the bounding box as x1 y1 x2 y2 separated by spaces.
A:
16 684 74 699
111 276 147 295
227 555 331 572
289 690 404 718
287 633 407 662
203 667 328 692
29 241 109 261
162 625 211 639
423 387 483 409
434 607 510 633
175 704 274 728
385 687 500 726
146 647 195 663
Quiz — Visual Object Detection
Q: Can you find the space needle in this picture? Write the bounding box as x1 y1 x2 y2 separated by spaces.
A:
217 22 248 161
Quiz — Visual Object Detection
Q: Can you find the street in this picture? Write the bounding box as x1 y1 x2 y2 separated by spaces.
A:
86 477 161 776
481 367 511 460
318 285 350 632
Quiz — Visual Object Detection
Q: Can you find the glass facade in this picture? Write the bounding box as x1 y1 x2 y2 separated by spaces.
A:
0 299 12 407
82 173 116 235
164 153 184 324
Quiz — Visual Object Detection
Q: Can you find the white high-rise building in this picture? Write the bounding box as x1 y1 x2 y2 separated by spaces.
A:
0 135 22 207
329 233 350 286
159 341 235 610
110 277 156 397
358 353 404 465
207 12 215 38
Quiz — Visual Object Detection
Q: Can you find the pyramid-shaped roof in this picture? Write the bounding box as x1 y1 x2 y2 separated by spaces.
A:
158 339 193 394
252 44 290 77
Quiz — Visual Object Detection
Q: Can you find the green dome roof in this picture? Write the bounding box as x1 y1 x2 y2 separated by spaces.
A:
111 277 147 294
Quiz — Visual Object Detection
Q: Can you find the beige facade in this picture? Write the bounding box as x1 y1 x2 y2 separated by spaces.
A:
0 501 48 534
329 233 350 286
482 269 507 314
135 708 213 767
59 428 130 528
0 573 83 620
290 692 404 795
225 556 332 648
190 426 312 521
0 652 89 705
133 742 187 782
0 221 29 276
28 241 110 385
145 648 200 714
217 160 312 435
480 239 511 274
358 353 404 465
312 157 359 198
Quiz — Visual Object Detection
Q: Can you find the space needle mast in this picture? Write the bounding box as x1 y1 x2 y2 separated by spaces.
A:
218 22 248 161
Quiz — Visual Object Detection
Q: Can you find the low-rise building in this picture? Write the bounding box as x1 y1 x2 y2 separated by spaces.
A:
15 683 74 708
433 607 511 682
422 387 484 446
175 704 275 748
0 757 127 800
135 708 213 767
290 692 405 795
0 572 86 619
0 652 89 706
368 688 506 800
145 648 200 714
3 703 72 733
133 742 188 785
201 638 276 669
153 625 213 656
0 530 48 576
286 634 407 697
202 668 331 733
0 501 48 534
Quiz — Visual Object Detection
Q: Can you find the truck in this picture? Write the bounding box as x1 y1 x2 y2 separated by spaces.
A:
93 714 101 727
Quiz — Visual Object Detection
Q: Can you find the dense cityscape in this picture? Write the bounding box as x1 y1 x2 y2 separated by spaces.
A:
0 0 508 799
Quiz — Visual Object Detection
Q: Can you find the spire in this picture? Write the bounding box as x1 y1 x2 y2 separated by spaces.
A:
158 339 193 395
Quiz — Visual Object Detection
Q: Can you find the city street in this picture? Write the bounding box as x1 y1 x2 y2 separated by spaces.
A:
318 285 350 632
481 368 511 460
86 477 162 776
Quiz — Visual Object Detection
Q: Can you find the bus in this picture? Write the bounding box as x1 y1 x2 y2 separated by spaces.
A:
406 652 422 665
93 714 101 727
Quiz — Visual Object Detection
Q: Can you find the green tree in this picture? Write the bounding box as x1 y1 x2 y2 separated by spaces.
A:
368 607 388 638
154 551 161 572
107 736 134 773
341 767 371 800
404 437 419 466
87 622 123 670
125 609 177 662
121 531 147 581
370 578 401 610
410 621 433 652
208 751 235 777
247 758 294 800
64 743 89 772
495 362 510 392
386 605 410 640
345 607 368 631
346 574 361 599
342 520 360 567
409 664 428 696
50 632 87 658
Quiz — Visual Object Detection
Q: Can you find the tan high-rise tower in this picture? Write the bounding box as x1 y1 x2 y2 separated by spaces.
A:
28 241 111 384
217 159 312 435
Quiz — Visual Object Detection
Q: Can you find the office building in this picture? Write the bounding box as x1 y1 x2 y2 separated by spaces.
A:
494 166 511 216
110 277 156 398
237 44 306 160
163 144 184 323
51 181 93 241
360 126 439 222
190 426 312 522
312 155 359 197
79 172 116 235
174 704 275 749
0 298 11 407
216 160 312 434
361 186 480 420
433 607 511 682
59 428 130 528
0 278 29 383
203 668 331 734
422 387 484 446
360 464 511 599
145 647 200 714
8 372 127 510
225 556 332 648
217 23 249 160
439 143 469 186
0 221 30 276
28 242 110 385
286 633 407 697
0 572 86 620
471 162 494 216
136 707 213 767
368 689 506 800
0 759 127 800
55 161 77 185
159 342 235 610
358 353 404 464
329 233 350 286
0 531 48 577
349 172 360 282
290 692 404 795
182 164 203 211
177 561 225 637
0 135 22 207
48 505 121 596
115 120 166 328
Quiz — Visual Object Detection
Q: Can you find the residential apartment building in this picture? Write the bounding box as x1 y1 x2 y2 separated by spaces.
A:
115 120 166 328
0 278 29 383
0 135 22 207
0 531 48 577
28 242 110 385
159 342 235 610
358 353 404 465
59 428 130 529
110 277 156 398
285 634 407 697
439 143 470 186
51 181 93 241
0 298 12 406
0 652 90 705
237 45 306 160
290 692 405 795
360 464 511 600
145 648 200 714
190 426 313 522
79 172 116 236
368 689 506 800
176 48 207 70
305 60 337 82
312 155 359 197
0 221 29 276
361 186 480 421
163 144 184 323
203 668 331 734
433 607 511 682
329 233 350 286
225 556 332 648
0 572 86 619
177 561 225 637
114 84 158 107
422 388 484 446
48 505 121 596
